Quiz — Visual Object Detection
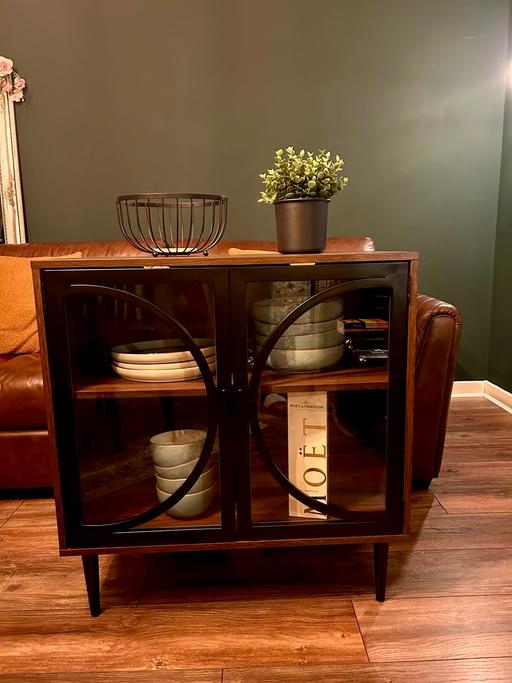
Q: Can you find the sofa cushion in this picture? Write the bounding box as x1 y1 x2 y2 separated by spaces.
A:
0 240 140 258
0 253 82 354
0 353 47 429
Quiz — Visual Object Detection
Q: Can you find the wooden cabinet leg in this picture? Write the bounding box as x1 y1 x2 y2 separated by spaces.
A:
373 542 389 602
82 554 101 616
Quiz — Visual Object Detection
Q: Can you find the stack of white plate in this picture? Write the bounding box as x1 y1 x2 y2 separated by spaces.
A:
111 338 216 382
150 429 218 519
252 296 344 371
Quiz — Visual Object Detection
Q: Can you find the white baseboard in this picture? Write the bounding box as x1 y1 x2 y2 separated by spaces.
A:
451 380 512 414
484 381 512 414
452 379 485 398
451 380 485 397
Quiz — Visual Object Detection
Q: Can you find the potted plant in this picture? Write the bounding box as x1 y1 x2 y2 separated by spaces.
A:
259 146 349 254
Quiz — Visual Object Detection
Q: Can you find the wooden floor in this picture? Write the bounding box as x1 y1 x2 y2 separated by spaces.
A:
1 396 512 681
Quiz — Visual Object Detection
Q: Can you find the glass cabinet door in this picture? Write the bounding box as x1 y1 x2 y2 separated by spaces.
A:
42 266 234 548
230 262 410 540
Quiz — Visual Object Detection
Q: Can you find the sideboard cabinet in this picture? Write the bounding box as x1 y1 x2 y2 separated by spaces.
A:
33 251 417 615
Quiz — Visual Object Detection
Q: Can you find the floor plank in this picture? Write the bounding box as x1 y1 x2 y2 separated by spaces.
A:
1 526 59 556
0 672 222 682
137 544 512 604
138 545 381 605
353 595 512 662
431 462 512 513
443 445 512 463
398 512 512 550
0 599 367 673
3 499 57 529
0 499 22 527
410 489 447 517
385 548 512 597
0 531 144 609
444 432 512 448
448 397 508 415
223 657 512 682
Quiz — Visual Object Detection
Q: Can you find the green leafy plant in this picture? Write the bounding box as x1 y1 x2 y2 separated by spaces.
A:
259 146 348 204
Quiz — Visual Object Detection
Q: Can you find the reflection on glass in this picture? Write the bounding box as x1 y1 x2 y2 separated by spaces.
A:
248 279 390 525
66 281 221 530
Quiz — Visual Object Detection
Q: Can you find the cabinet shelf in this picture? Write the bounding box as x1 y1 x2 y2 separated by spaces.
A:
74 366 388 399
74 374 209 399
259 365 387 393
82 476 222 529
81 458 385 529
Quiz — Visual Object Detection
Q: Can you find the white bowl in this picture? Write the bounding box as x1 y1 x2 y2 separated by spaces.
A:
150 429 206 467
112 360 216 383
255 329 343 351
257 343 343 371
111 338 216 365
156 483 218 518
154 452 218 479
253 317 339 337
154 457 199 479
252 297 343 325
156 463 217 495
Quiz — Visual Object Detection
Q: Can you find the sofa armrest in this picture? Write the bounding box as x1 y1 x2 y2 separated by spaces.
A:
413 294 462 486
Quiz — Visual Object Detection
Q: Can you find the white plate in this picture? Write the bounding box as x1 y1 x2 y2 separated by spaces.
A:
113 357 211 371
255 329 343 350
111 338 216 364
252 297 343 325
253 317 339 337
112 360 216 382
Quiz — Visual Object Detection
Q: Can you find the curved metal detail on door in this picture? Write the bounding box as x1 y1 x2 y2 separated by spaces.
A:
65 283 218 532
249 277 391 522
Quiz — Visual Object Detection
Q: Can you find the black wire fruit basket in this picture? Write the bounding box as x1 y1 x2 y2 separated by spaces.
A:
116 193 228 256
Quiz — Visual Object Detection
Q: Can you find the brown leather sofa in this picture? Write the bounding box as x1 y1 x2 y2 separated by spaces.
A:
0 237 461 490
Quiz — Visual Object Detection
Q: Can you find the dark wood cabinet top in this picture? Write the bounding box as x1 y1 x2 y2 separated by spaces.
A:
31 250 419 270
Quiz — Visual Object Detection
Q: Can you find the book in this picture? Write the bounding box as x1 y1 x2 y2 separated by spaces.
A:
358 318 389 328
337 318 389 333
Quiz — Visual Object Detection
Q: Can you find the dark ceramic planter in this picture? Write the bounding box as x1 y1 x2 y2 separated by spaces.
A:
274 198 329 254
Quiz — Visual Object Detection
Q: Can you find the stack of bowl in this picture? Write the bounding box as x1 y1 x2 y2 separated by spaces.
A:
150 429 218 518
252 296 344 372
111 338 216 383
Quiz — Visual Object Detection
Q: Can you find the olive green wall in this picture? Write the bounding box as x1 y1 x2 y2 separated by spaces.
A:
489 9 512 392
1 0 509 379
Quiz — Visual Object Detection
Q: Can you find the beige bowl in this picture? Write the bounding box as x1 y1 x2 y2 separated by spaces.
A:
154 457 199 479
257 343 343 371
156 463 217 495
153 451 218 479
255 329 343 351
150 429 206 467
252 297 343 325
156 483 218 519
253 317 338 337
